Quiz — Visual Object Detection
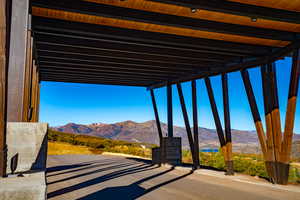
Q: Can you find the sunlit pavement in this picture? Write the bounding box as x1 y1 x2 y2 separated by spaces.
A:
47 155 300 200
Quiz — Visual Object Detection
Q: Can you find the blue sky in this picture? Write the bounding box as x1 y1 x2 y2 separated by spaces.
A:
40 57 300 133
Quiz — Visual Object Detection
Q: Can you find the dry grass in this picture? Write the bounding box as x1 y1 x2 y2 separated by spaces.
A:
291 163 300 169
47 142 102 155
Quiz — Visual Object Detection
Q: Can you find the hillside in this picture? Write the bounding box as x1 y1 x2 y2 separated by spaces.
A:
52 120 300 154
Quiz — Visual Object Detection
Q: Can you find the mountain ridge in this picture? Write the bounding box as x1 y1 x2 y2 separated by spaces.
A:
52 120 300 154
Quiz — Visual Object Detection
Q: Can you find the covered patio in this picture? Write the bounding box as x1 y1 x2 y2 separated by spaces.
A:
0 0 299 193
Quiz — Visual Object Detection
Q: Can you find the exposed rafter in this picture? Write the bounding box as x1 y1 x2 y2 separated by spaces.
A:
148 0 300 24
31 0 297 41
148 40 300 89
32 16 274 57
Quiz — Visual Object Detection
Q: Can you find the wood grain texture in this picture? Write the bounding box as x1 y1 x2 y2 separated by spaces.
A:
31 7 289 47
281 49 300 164
0 0 8 177
87 0 300 32
30 62 38 122
7 0 29 122
230 0 300 12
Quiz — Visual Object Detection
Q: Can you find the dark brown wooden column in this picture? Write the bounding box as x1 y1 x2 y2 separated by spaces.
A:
192 80 200 168
167 84 173 137
7 0 30 122
260 65 276 182
30 61 39 122
204 78 229 171
280 49 300 184
150 88 163 165
268 64 283 173
177 83 197 169
150 89 163 141
205 78 226 146
36 77 41 122
22 15 33 122
222 74 234 175
0 0 11 178
241 70 268 158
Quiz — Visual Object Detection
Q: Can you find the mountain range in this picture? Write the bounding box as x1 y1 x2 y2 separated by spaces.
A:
52 120 300 154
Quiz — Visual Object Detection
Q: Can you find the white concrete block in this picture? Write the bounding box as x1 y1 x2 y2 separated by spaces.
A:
0 171 46 200
6 123 48 173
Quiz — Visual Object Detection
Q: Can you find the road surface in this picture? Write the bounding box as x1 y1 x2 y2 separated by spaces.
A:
47 155 300 200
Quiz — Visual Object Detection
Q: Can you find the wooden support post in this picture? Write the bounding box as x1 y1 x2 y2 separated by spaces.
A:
150 89 163 141
177 83 197 169
204 78 228 169
150 89 163 164
7 0 30 122
280 49 300 184
268 63 283 164
36 77 40 122
0 0 11 178
222 74 234 175
260 65 276 182
192 80 200 168
30 61 39 122
167 84 173 137
23 15 33 122
241 70 268 158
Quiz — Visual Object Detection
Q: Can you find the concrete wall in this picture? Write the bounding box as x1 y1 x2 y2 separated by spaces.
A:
6 123 48 174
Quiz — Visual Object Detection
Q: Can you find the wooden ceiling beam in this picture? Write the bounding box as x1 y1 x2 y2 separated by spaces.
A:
32 16 274 56
149 39 300 89
37 51 217 70
39 64 184 78
40 71 162 82
36 47 214 65
31 0 297 41
40 77 150 87
148 0 300 24
34 33 234 62
39 67 170 80
38 60 195 74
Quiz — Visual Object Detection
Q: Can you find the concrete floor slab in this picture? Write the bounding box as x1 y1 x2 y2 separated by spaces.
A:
46 155 300 200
